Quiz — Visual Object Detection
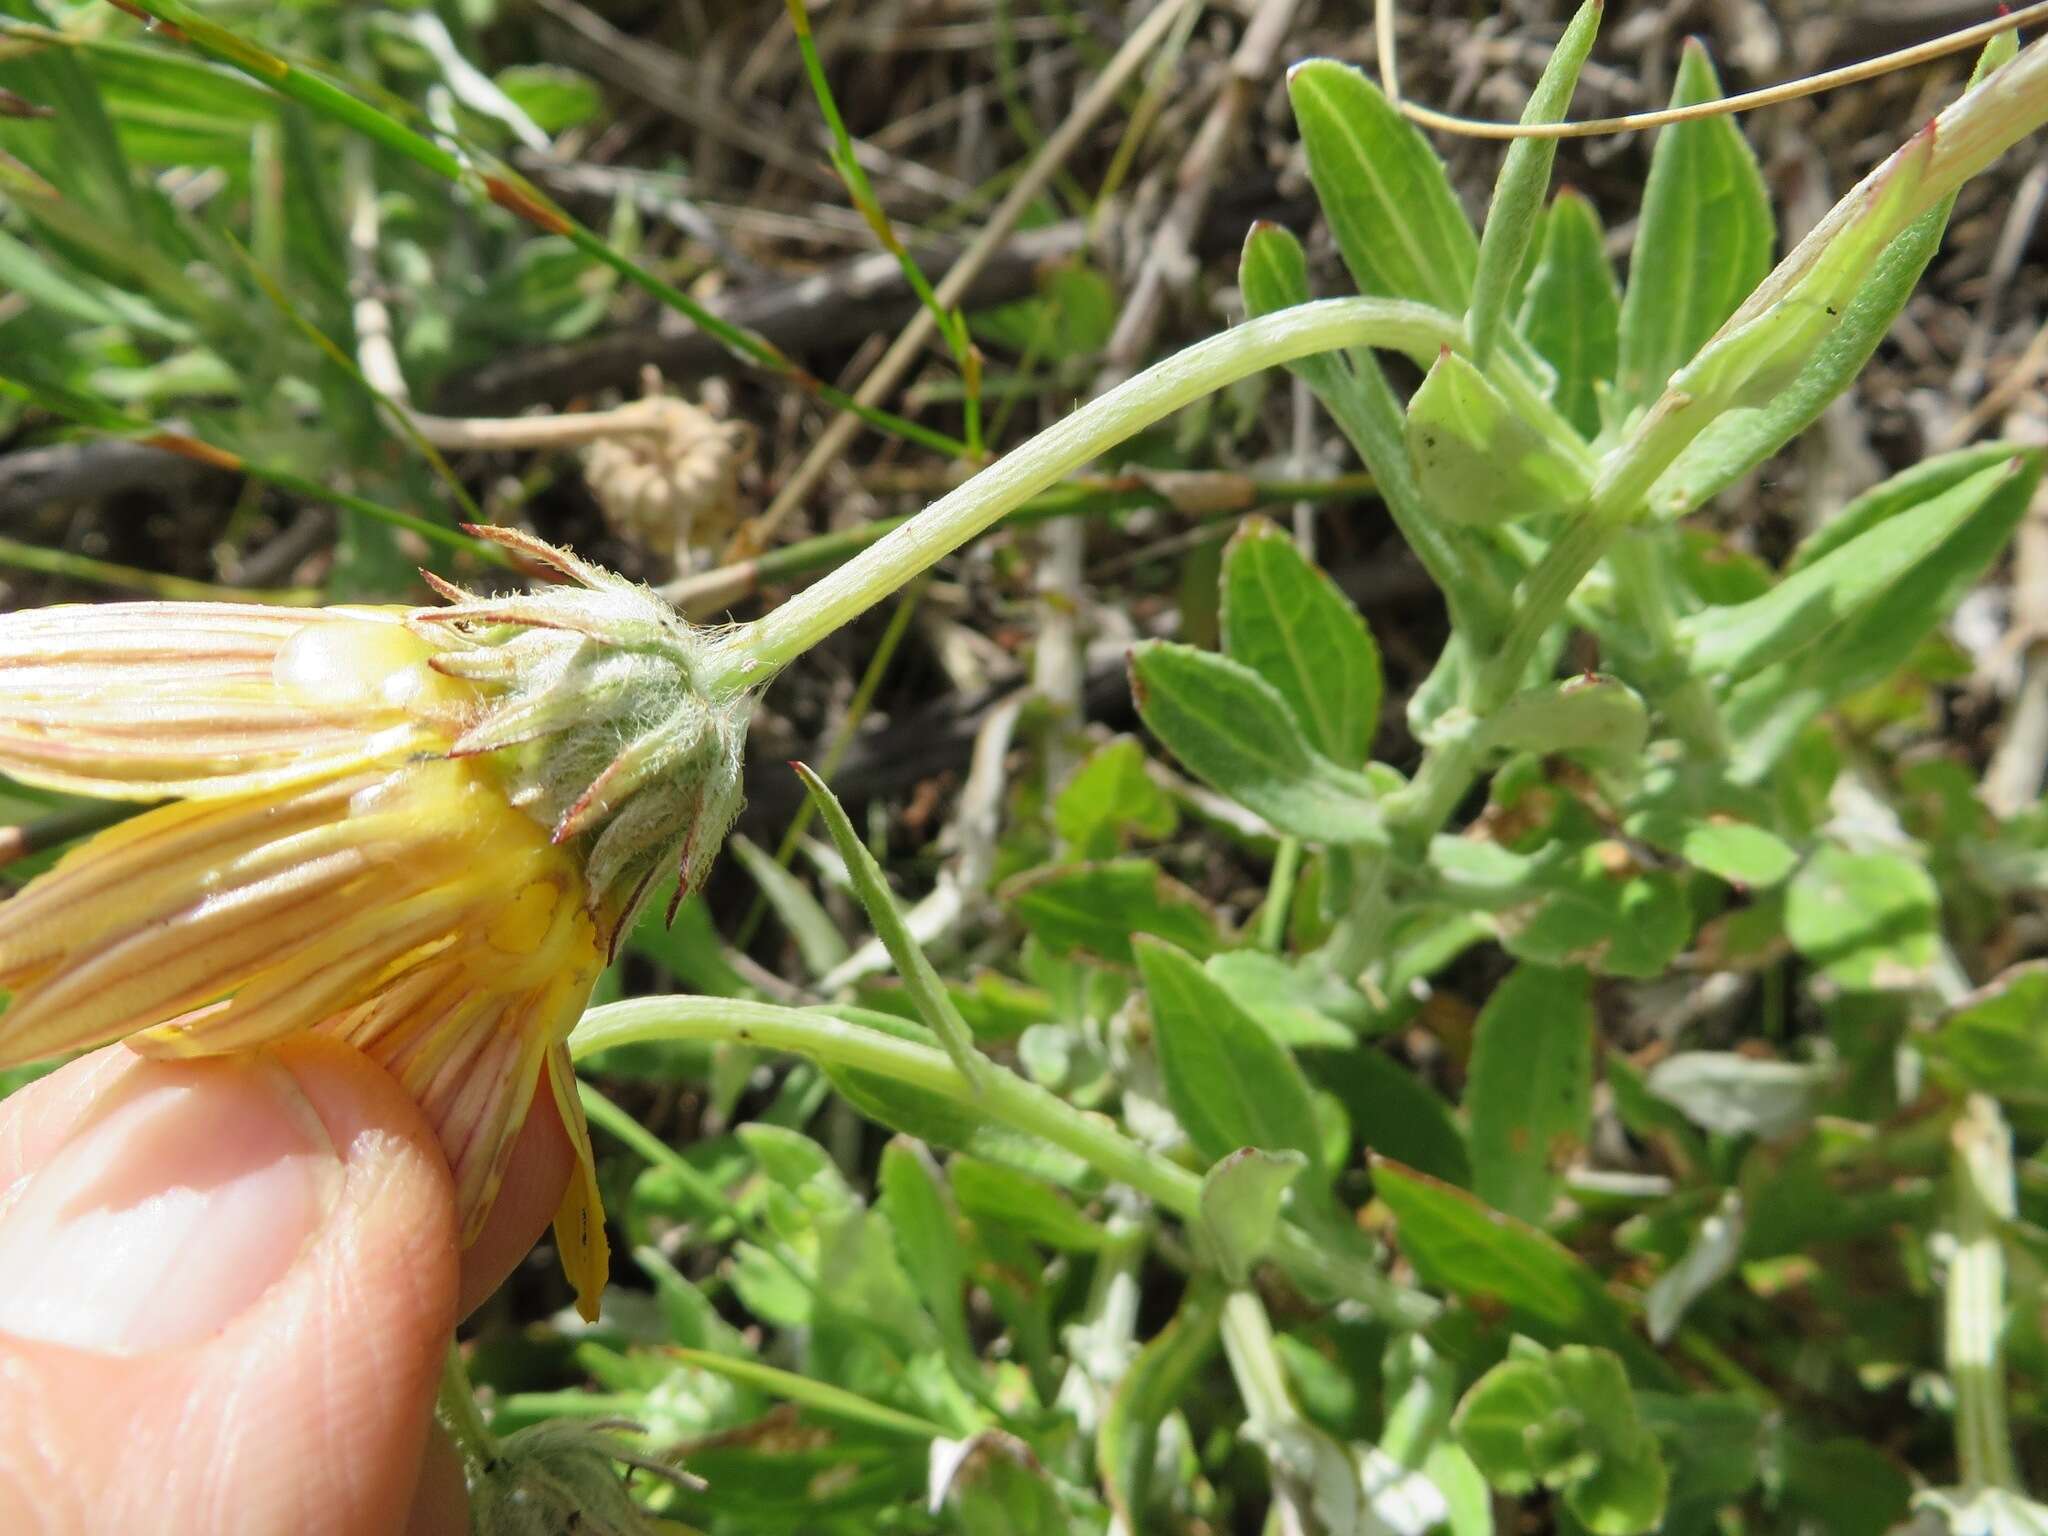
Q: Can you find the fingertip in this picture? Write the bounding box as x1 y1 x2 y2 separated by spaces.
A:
404 1425 473 1536
457 1081 574 1320
0 1036 464 1535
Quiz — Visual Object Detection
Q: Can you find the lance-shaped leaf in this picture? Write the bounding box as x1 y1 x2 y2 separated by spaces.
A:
1680 452 2028 683
1221 516 1382 765
1647 30 2017 517
1136 937 1322 1169
1129 640 1386 846
1606 32 2048 520
1373 1158 1672 1383
1466 964 1594 1224
1614 43 1772 411
1288 58 1477 313
1408 347 1592 524
794 763 989 1092
1724 448 2042 776
1520 190 1622 439
1468 0 1603 367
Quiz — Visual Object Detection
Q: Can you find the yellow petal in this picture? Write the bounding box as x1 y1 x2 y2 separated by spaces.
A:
0 604 458 798
546 1041 610 1322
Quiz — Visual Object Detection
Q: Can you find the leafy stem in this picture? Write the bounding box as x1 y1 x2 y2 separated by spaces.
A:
569 995 1438 1328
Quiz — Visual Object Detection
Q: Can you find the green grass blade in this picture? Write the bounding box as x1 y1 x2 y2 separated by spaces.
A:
792 761 991 1093
110 0 967 459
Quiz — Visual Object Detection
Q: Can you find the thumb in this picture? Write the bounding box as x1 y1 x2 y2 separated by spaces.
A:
0 1038 460 1536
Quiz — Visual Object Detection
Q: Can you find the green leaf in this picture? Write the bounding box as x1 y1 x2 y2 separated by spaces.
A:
1682 456 2027 682
1551 1349 1671 1535
1479 675 1648 766
1373 1159 1655 1371
1221 516 1383 766
795 763 988 1090
948 1157 1107 1253
1785 846 1940 993
1137 938 1323 1168
1454 1358 1580 1494
730 833 848 979
1467 965 1593 1224
1519 190 1621 437
1725 450 2040 775
1643 1190 1744 1344
877 1140 972 1360
1206 950 1376 1048
1645 30 2016 519
494 64 603 135
1054 736 1177 859
669 1348 949 1440
1128 641 1385 845
1927 963 2048 1105
1455 1345 1669 1536
1468 0 1602 367
1200 1147 1309 1284
1288 59 1477 313
932 1432 1072 1536
1407 346 1591 524
1614 43 1772 410
1099 1285 1223 1531
1434 836 1691 979
973 257 1116 361
1772 1432 1911 1536
1625 810 1797 889
1004 859 1225 965
1321 1046 1471 1186
1646 1053 1826 1139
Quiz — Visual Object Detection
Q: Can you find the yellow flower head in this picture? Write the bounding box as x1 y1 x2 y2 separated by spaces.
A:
0 528 750 1319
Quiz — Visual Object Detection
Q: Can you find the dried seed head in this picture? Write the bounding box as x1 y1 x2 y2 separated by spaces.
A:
417 524 749 949
582 371 755 562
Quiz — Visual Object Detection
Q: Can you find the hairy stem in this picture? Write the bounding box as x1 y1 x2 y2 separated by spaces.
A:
709 298 1460 689
436 1345 497 1485
570 996 1438 1328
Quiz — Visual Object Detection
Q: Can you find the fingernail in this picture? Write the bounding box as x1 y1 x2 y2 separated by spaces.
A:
0 1056 338 1355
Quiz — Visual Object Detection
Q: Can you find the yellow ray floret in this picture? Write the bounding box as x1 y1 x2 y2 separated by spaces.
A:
0 542 751 1319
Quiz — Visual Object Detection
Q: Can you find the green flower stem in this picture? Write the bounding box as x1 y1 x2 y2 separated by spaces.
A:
662 470 1379 613
571 996 1438 1328
1948 1095 2022 1495
708 298 1460 690
436 1344 498 1485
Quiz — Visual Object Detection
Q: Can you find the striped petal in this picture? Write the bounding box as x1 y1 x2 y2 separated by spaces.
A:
0 603 459 798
